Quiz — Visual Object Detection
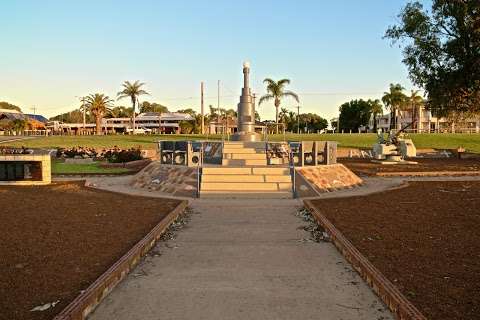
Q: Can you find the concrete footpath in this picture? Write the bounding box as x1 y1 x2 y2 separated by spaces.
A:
89 198 392 320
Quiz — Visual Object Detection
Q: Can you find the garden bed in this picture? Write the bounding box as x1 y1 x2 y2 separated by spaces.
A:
0 182 181 320
309 181 480 320
341 157 480 176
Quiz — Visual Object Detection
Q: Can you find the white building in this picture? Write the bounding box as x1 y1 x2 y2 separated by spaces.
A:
46 112 194 135
369 107 480 133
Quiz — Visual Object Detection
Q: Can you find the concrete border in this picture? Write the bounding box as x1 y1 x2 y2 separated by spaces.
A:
303 200 427 320
53 200 188 320
376 171 480 177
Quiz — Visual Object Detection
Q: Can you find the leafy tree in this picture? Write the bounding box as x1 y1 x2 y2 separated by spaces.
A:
258 78 299 134
0 101 22 112
338 99 374 132
85 93 113 134
385 1 480 116
117 80 149 133
108 106 133 118
11 119 27 133
141 101 168 113
50 109 94 123
382 83 407 130
298 113 328 133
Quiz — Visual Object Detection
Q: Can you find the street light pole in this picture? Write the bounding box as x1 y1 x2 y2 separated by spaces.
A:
201 82 205 134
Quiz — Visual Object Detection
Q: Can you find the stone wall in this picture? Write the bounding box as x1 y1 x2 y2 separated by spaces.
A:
131 162 197 197
296 164 362 195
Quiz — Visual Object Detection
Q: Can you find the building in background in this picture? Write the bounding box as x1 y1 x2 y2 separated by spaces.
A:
46 112 194 135
369 106 480 133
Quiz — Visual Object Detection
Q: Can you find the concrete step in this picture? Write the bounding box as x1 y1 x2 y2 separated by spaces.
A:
200 191 293 199
223 153 266 160
202 174 292 183
202 167 290 175
222 147 264 154
222 159 268 166
200 182 292 191
223 142 266 149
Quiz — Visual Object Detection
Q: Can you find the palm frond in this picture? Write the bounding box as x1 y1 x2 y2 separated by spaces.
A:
258 94 274 106
277 79 291 87
282 90 299 102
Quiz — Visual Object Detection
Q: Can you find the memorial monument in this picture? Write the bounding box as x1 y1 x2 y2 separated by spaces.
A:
232 62 262 141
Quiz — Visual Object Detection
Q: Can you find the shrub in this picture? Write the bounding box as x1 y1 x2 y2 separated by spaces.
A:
102 147 143 163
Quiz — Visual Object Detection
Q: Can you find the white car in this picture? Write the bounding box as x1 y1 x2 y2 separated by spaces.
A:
126 127 152 134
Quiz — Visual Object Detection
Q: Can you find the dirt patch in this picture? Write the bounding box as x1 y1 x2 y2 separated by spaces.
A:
310 181 480 320
341 158 480 176
0 181 180 320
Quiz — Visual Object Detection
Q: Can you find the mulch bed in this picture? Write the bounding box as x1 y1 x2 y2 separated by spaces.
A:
0 182 180 320
310 181 480 320
341 158 480 176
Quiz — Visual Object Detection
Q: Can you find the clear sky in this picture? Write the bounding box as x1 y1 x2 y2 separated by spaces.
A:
0 0 422 120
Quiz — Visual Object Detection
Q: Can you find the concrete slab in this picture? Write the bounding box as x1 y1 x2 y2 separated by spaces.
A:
89 198 392 320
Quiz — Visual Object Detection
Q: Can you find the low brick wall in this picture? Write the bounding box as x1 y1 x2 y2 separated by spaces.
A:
296 164 362 194
131 162 197 197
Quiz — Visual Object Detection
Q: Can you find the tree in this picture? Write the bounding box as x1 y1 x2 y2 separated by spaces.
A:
299 113 328 133
258 78 299 134
382 83 407 130
11 119 27 133
0 102 22 112
338 99 374 132
140 101 168 113
368 99 383 132
117 81 149 134
406 90 424 131
108 106 133 118
385 1 480 117
85 93 113 135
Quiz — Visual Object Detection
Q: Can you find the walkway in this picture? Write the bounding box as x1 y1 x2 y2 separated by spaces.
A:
89 198 392 320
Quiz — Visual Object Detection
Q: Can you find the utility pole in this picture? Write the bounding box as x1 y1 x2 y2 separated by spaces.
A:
81 97 86 134
201 82 205 134
31 106 37 133
296 105 300 134
217 80 220 134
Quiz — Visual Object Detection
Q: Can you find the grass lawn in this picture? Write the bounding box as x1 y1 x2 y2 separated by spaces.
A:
6 133 480 153
52 160 131 175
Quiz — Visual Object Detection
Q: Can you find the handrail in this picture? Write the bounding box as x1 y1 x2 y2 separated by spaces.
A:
196 141 204 198
289 146 296 198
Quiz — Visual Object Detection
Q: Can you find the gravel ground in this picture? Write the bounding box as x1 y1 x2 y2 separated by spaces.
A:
341 158 480 176
0 181 180 320
310 180 480 320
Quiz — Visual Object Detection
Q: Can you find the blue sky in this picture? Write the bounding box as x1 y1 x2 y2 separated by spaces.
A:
0 0 422 120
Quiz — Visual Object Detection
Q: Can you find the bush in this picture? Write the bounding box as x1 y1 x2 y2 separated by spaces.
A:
102 147 143 163
56 147 97 159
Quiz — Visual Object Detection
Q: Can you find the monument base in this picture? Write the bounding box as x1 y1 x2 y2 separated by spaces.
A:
231 131 263 142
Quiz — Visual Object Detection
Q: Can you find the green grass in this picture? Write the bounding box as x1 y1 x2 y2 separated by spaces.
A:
6 133 480 153
52 161 131 175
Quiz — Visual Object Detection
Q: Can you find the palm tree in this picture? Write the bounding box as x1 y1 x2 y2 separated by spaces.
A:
407 90 424 132
85 93 113 135
117 81 149 134
382 83 407 130
259 78 299 134
368 99 383 132
278 107 289 132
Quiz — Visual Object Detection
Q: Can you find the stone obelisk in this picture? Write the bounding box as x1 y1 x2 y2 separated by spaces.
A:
232 62 262 142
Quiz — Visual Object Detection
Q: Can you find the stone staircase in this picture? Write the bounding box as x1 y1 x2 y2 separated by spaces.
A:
200 142 292 198
222 141 267 166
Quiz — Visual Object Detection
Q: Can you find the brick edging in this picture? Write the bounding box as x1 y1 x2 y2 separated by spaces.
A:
376 171 480 177
303 200 427 320
53 200 189 320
